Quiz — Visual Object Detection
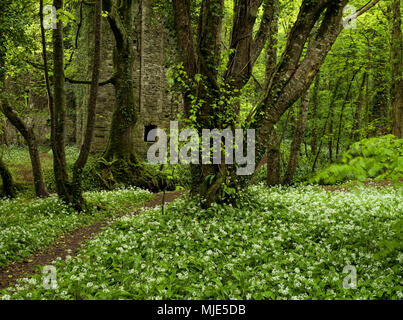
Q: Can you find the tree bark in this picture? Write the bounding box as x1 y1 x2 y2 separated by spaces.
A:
71 0 102 209
172 0 381 206
336 69 359 156
351 72 367 142
391 0 402 138
51 0 73 204
266 129 281 186
252 0 349 172
0 156 15 198
310 74 320 156
103 0 138 161
0 101 48 197
283 90 310 185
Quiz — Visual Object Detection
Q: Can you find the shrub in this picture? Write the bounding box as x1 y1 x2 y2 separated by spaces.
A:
311 135 403 185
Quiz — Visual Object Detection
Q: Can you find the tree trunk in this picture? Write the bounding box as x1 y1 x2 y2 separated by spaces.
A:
336 69 359 156
252 0 350 173
328 102 335 162
0 156 15 198
283 90 310 185
310 74 320 156
266 129 281 186
103 0 137 162
265 2 280 187
0 102 48 198
71 0 102 209
172 0 380 206
326 74 345 162
351 72 367 142
50 0 73 204
391 0 402 138
1 2 47 198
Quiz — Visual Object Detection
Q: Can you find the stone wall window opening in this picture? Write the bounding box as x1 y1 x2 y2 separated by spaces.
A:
144 124 158 142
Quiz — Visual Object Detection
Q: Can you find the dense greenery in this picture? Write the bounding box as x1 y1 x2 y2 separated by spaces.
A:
0 187 153 267
1 184 402 300
0 0 401 302
313 135 403 184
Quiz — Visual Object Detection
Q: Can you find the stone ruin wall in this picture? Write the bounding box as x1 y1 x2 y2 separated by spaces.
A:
73 0 181 159
1 0 180 159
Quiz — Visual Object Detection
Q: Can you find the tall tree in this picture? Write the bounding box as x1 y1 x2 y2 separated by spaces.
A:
310 73 320 157
102 0 138 162
0 0 46 198
40 0 103 209
351 72 367 142
391 0 402 138
173 0 381 205
173 0 274 206
283 90 310 185
0 100 48 197
72 0 103 207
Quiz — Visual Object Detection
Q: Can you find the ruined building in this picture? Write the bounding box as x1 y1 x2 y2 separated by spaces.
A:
70 0 181 159
1 1 180 158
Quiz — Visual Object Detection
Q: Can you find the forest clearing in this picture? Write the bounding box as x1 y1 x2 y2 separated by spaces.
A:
0 0 402 304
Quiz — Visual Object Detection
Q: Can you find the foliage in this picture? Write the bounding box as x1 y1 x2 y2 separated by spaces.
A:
2 184 402 300
312 135 403 185
0 187 153 267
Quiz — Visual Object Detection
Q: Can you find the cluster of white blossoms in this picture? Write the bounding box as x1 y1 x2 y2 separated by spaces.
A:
0 187 153 268
1 184 402 300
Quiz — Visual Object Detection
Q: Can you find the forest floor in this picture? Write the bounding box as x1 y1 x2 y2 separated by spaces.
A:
1 146 54 186
0 190 184 290
0 146 402 299
0 183 401 300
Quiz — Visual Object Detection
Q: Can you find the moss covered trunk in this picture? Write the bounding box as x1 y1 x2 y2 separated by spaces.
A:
103 0 137 162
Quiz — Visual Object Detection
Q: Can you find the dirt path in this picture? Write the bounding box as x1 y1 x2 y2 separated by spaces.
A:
0 190 185 291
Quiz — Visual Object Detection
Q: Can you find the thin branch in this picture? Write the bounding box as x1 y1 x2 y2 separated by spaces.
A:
39 0 54 120
344 0 382 24
65 76 115 86
65 1 84 70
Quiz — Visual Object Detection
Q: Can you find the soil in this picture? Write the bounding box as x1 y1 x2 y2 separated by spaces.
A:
0 190 185 291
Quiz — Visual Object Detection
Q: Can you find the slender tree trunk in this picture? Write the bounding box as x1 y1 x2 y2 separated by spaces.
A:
0 156 15 198
364 62 370 137
0 1 47 198
326 74 345 162
283 90 310 184
0 102 48 197
391 0 402 138
351 72 367 142
265 2 280 187
51 0 73 204
336 69 359 156
328 106 335 162
310 74 320 156
71 0 102 209
266 129 281 186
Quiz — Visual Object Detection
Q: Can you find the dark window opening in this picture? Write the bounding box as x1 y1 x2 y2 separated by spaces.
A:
144 125 158 142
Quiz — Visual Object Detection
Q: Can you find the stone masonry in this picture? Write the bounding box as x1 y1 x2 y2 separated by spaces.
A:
72 0 181 159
